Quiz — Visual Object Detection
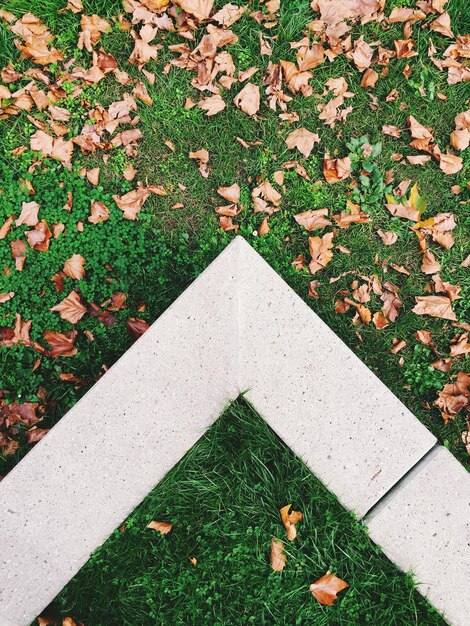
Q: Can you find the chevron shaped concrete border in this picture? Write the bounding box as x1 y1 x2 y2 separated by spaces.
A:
0 237 468 626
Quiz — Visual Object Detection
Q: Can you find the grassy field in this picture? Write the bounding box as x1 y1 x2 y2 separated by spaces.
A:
0 5 468 478
42 399 445 625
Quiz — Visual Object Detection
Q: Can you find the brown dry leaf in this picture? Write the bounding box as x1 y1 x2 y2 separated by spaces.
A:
11 239 27 271
373 312 389 329
429 12 453 38
280 60 312 94
285 128 320 158
310 572 349 606
450 333 470 357
279 504 302 541
78 15 111 52
86 167 100 186
16 201 40 227
434 372 470 422
189 148 210 178
147 520 173 535
421 250 441 274
412 295 457 321
176 0 215 20
294 209 331 231
415 329 433 345
112 188 151 220
382 125 401 138
394 39 417 59
64 0 84 13
323 153 351 183
233 83 260 116
308 232 334 275
258 216 270 236
132 81 153 106
44 329 78 357
0 291 14 304
218 183 240 204
360 68 379 88
259 32 272 56
212 3 246 27
351 37 374 71
376 230 397 245
25 220 51 251
129 25 159 69
127 317 150 340
89 201 109 223
63 254 86 280
270 537 286 572
391 338 406 354
439 151 463 175
199 94 226 116
385 202 419 222
0 215 15 239
51 290 87 324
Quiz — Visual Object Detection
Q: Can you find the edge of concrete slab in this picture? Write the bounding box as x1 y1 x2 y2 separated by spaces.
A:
0 236 468 626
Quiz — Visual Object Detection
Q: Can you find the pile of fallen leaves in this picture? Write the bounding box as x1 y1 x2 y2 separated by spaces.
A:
0 0 469 465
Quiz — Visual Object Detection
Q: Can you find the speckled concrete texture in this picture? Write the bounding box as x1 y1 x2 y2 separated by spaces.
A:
236 236 436 517
0 236 467 626
365 445 470 626
0 241 240 626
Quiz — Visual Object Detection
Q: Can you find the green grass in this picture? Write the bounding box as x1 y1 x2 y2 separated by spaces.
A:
0 2 469 471
43 398 445 626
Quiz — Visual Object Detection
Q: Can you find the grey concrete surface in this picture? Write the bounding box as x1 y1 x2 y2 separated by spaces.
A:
365 445 470 626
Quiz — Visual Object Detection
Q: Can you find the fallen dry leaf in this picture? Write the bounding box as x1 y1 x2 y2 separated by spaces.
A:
270 537 286 571
50 290 87 324
279 504 302 541
309 232 334 274
176 0 215 20
412 295 457 321
63 254 86 280
285 128 320 157
294 209 331 231
376 230 397 245
199 94 226 116
147 520 173 535
434 372 470 422
218 183 240 204
44 329 78 357
233 83 260 116
310 572 349 606
16 201 40 227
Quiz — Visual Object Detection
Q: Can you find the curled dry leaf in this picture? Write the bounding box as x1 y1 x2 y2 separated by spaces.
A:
308 232 334 275
127 317 150 340
285 128 320 158
63 254 86 280
78 14 111 52
421 250 441 275
50 290 87 324
270 537 286 572
439 151 463 175
323 154 351 183
279 504 302 541
189 148 210 178
434 372 470 422
147 520 173 534
233 83 260 116
310 571 349 606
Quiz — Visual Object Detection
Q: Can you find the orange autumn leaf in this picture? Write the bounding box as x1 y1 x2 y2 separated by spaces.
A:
218 183 240 204
127 317 150 340
270 537 286 572
308 232 334 274
434 372 470 422
16 201 40 227
310 571 349 606
175 0 215 20
50 290 87 324
147 520 173 535
63 254 86 280
279 504 303 541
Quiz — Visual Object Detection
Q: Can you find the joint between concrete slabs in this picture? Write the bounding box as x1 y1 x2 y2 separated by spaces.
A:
0 236 468 626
